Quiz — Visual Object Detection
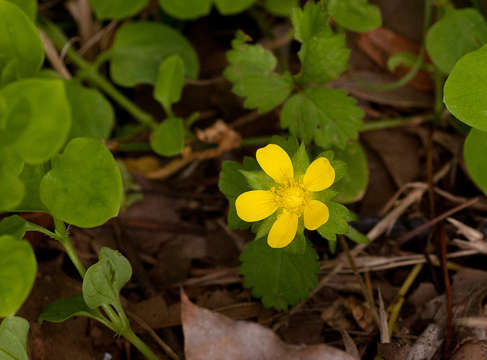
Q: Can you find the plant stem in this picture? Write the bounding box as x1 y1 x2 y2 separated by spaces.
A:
54 219 86 277
123 328 160 360
361 114 433 132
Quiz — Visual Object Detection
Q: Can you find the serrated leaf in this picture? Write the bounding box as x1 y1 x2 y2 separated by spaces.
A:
281 87 364 149
39 294 102 324
6 0 36 20
89 0 149 20
333 141 369 203
214 0 256 15
0 235 36 317
264 0 298 16
40 138 122 228
159 0 211 19
0 216 27 239
426 8 487 74
317 201 350 243
291 2 330 43
151 117 185 156
240 237 319 310
0 316 29 360
444 43 487 131
82 247 132 309
154 55 185 114
110 22 199 87
328 0 382 32
224 32 294 113
292 143 310 177
464 129 487 195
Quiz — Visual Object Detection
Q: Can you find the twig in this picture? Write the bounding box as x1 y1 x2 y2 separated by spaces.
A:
38 29 72 79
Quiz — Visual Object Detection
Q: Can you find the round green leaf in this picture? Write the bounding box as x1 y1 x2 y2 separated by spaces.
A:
154 55 185 114
426 9 487 74
214 0 256 14
333 141 369 203
0 78 71 164
0 0 44 80
6 0 37 20
328 0 381 32
151 117 185 156
89 0 149 20
14 163 49 212
109 21 199 87
0 316 30 360
40 138 123 228
0 174 24 211
159 0 211 19
264 0 299 16
464 129 487 195
65 81 114 140
0 235 37 317
444 43 487 131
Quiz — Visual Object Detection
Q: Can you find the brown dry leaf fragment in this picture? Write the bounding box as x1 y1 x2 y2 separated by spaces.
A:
181 290 356 360
344 297 375 333
123 156 161 176
321 298 355 331
196 119 242 153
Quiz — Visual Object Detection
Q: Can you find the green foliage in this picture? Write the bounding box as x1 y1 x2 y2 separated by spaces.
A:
0 235 36 317
264 0 299 16
317 201 352 251
38 294 101 324
89 0 149 20
159 0 212 19
291 2 330 43
281 87 364 149
0 148 24 211
328 0 382 32
0 317 29 360
6 0 36 20
333 141 369 203
14 163 48 212
150 117 185 156
40 138 123 228
240 237 319 310
65 81 114 140
154 55 185 114
0 0 44 84
464 129 487 195
213 0 256 15
444 43 487 131
109 22 199 87
224 31 294 113
426 8 487 74
82 248 132 309
0 215 28 239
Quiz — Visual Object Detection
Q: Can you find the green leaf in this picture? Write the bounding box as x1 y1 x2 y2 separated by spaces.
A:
291 2 330 43
426 9 487 74
0 216 28 239
317 201 351 244
0 316 29 360
444 43 487 131
0 235 36 317
0 0 43 82
0 148 24 211
110 21 199 87
65 81 114 140
82 247 132 309
281 87 364 149
13 163 48 212
214 0 256 14
159 0 211 19
154 55 185 114
40 138 123 228
39 294 101 324
0 78 71 164
224 31 294 113
150 117 185 156
0 97 30 148
240 237 319 310
6 0 36 20
328 0 382 32
269 135 300 157
292 143 310 177
89 0 149 20
333 141 369 203
464 129 487 195
264 0 299 17
239 170 274 190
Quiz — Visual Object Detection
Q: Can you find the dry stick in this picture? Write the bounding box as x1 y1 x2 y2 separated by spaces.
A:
439 223 453 357
39 29 72 79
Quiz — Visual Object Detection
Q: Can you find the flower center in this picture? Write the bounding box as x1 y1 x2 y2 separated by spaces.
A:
273 181 310 215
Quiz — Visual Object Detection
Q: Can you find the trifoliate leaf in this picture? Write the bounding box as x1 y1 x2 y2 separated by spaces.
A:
291 2 330 43
328 0 382 32
0 316 29 360
240 237 319 310
464 129 487 196
224 31 294 113
426 8 487 74
281 87 364 149
317 201 351 250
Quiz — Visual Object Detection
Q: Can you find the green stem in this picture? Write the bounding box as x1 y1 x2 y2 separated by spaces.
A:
122 328 160 360
54 219 86 277
361 115 433 132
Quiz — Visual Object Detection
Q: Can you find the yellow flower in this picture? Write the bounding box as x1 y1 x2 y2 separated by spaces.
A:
236 144 335 248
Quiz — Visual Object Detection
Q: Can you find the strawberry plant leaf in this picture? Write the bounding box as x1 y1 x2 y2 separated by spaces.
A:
150 117 185 156
240 237 319 310
328 0 382 32
0 316 29 360
317 201 351 251
39 294 102 324
291 2 330 43
464 129 487 195
281 87 364 149
89 0 149 20
159 0 211 19
154 55 185 114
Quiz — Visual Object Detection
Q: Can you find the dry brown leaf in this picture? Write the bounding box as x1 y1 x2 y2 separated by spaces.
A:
181 290 356 360
344 297 375 333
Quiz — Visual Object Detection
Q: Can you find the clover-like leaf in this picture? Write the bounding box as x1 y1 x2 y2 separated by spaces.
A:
240 237 319 310
159 0 211 19
151 117 185 157
39 294 102 324
82 248 132 309
40 138 122 228
426 8 487 74
328 0 382 32
444 43 487 131
109 21 199 87
89 0 149 20
281 87 364 149
154 55 185 114
0 235 37 317
224 31 294 113
0 316 29 360
6 0 36 20
464 129 487 196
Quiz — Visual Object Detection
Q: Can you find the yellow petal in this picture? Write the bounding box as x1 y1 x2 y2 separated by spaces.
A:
303 157 335 192
235 190 278 222
267 211 298 248
256 144 294 184
304 200 329 230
